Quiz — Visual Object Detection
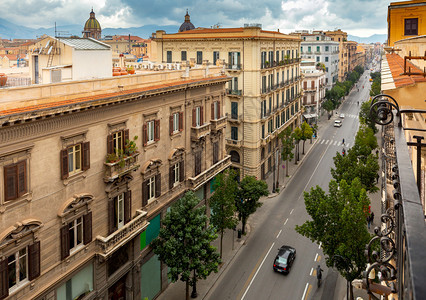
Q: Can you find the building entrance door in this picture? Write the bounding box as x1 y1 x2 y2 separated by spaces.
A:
108 276 126 300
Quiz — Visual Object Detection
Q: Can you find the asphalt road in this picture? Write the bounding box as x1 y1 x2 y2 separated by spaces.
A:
207 72 372 300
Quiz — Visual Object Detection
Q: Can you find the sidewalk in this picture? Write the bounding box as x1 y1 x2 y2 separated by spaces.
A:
156 114 328 300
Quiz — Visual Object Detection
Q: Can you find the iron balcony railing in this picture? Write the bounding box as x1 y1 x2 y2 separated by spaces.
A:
226 63 242 70
226 89 242 96
363 94 426 300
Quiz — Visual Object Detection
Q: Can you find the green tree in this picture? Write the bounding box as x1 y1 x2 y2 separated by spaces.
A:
152 191 221 300
300 121 314 154
322 99 335 119
354 65 364 75
331 126 379 193
359 100 378 133
209 169 239 258
279 127 294 177
236 176 269 235
295 178 371 300
293 127 302 163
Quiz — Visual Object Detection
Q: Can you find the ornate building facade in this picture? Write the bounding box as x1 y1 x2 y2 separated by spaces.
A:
153 24 303 184
0 66 229 299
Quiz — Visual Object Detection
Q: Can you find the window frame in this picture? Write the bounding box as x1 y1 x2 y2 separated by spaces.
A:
4 160 27 202
404 18 418 36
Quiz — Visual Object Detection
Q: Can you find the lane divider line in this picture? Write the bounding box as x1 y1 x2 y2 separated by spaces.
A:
314 253 318 262
310 268 313 276
276 230 282 239
301 282 309 300
318 242 322 249
240 242 275 300
290 209 294 215
284 218 288 226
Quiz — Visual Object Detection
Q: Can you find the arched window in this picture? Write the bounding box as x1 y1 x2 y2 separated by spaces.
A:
230 150 240 163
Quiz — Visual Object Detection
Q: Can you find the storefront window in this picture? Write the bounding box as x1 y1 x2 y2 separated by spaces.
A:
57 263 93 300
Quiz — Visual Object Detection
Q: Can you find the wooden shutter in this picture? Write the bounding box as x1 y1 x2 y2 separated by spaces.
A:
179 112 183 131
108 199 115 234
211 102 214 120
4 164 17 201
154 119 160 142
107 134 114 154
124 190 132 224
228 52 232 65
192 108 196 127
169 115 174 135
218 101 221 118
0 259 8 299
143 124 148 146
60 225 70 260
124 129 129 146
179 160 184 182
28 241 40 280
83 212 92 245
142 180 148 207
82 142 90 171
200 106 204 125
155 174 161 198
303 81 307 89
17 161 26 197
60 149 69 180
169 165 174 189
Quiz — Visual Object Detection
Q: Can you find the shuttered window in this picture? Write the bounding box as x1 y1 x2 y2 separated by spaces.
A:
61 213 92 260
4 160 27 201
107 130 129 155
60 142 90 179
144 120 160 145
195 152 202 176
213 142 219 164
108 191 132 235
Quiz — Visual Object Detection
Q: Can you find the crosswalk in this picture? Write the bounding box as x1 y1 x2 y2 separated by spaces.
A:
318 139 351 148
335 114 358 119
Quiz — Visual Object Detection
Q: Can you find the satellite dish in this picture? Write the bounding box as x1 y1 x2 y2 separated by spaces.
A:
45 40 50 49
47 46 53 55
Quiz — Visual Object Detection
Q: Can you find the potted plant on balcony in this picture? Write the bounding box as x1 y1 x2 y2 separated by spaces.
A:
127 66 135 74
285 55 290 64
105 136 139 168
265 60 269 67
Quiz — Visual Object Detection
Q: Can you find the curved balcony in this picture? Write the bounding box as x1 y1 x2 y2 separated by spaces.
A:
191 123 211 141
104 152 140 182
210 116 227 132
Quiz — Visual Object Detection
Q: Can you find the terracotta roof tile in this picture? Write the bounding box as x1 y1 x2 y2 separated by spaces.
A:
0 76 228 118
386 53 426 88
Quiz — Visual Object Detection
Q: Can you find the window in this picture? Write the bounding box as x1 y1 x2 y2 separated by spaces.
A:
196 51 203 64
316 46 320 52
166 51 172 63
231 102 238 119
261 51 266 68
60 213 92 260
108 191 131 234
56 263 93 300
143 174 160 206
326 67 329 72
261 125 265 139
107 129 128 156
181 51 187 61
213 142 219 164
192 106 203 127
261 100 266 118
61 142 90 179
325 46 329 52
316 36 319 41
316 56 320 62
195 152 202 176
262 76 266 93
276 50 279 62
228 52 241 69
8 248 28 291
269 97 272 114
308 46 311 52
169 112 183 135
301 46 303 52
211 101 220 120
4 160 27 202
405 18 418 36
276 93 279 108
213 51 219 65
231 127 238 140
276 115 280 128
143 120 160 145
169 161 184 188
230 151 240 163
325 56 329 62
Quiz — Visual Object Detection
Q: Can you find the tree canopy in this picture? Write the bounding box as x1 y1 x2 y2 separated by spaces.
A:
295 178 371 299
359 100 378 134
279 126 294 176
152 191 221 300
299 122 314 154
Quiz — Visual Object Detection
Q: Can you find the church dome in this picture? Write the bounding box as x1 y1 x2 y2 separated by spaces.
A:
179 10 195 32
83 9 102 39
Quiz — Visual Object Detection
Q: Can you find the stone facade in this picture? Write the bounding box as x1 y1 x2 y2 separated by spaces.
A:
153 25 303 183
0 67 229 299
301 60 327 122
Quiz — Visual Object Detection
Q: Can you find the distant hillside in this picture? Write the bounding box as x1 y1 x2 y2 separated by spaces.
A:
348 34 387 44
0 18 178 40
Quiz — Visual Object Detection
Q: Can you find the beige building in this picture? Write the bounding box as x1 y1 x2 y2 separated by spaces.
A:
0 66 229 299
153 24 303 183
300 59 326 123
324 29 348 81
346 40 358 73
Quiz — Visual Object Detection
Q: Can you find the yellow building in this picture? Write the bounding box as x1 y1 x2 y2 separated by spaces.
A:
153 24 302 183
387 0 426 47
324 29 348 81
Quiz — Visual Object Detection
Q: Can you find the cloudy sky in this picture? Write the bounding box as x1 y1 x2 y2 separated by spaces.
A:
1 0 389 37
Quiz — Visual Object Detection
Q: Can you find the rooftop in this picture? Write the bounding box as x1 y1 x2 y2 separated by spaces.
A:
384 53 426 88
56 37 110 50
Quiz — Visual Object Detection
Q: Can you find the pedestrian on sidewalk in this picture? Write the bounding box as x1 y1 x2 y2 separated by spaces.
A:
371 212 374 224
367 215 371 229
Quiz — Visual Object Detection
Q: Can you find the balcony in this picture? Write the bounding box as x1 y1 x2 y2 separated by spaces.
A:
227 113 242 123
260 135 272 146
210 115 227 132
226 89 242 97
260 87 271 94
226 138 242 147
261 61 278 70
104 152 140 182
191 123 211 141
188 155 231 190
226 64 242 71
96 209 148 258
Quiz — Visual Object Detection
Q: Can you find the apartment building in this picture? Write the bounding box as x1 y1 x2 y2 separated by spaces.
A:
324 29 348 82
346 40 358 73
153 24 302 182
0 66 229 300
300 31 339 90
300 59 326 123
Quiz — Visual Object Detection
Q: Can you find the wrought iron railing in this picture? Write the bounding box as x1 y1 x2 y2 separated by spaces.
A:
364 94 426 300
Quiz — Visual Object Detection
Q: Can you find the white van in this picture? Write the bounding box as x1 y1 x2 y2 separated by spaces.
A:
334 120 342 127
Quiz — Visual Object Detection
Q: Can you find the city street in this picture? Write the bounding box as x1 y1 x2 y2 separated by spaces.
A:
206 72 372 300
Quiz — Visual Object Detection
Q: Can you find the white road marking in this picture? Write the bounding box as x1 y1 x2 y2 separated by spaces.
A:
314 253 318 261
284 218 288 226
319 242 322 249
290 209 294 215
241 242 275 300
325 140 329 144
321 139 324 144
276 230 282 239
310 268 313 276
301 282 309 300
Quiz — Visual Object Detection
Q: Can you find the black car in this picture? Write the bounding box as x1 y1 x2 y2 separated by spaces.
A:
273 245 296 274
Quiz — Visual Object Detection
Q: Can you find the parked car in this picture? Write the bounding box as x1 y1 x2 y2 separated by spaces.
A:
334 120 342 127
273 245 296 274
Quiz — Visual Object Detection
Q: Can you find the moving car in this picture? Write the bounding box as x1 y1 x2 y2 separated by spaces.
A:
334 120 342 127
339 113 345 119
273 245 296 274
